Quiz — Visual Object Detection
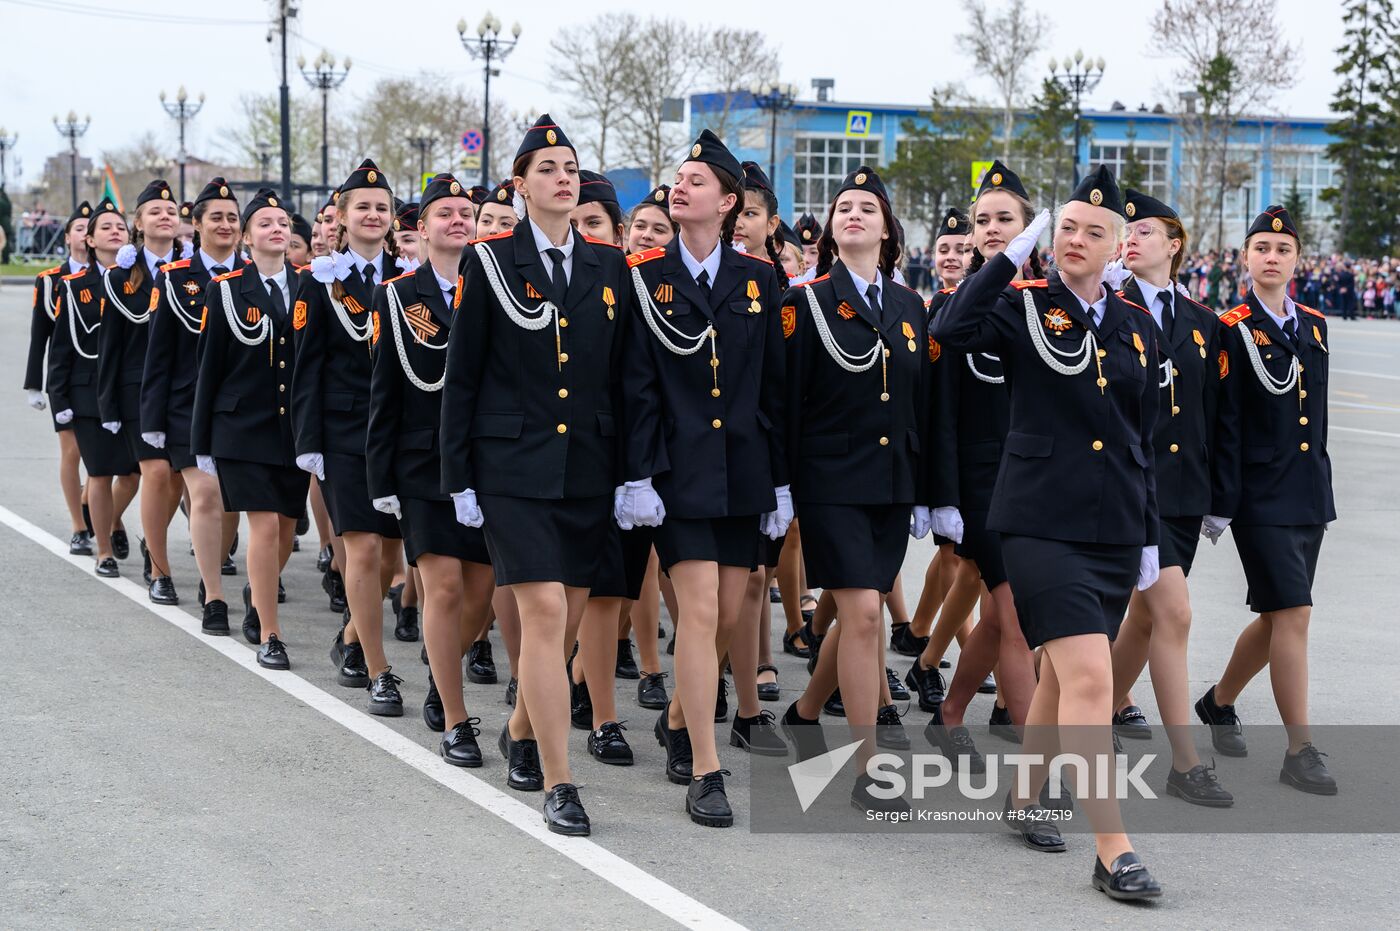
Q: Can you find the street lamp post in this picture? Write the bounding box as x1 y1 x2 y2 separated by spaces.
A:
1049 50 1106 185
53 111 91 211
299 50 351 193
159 86 205 201
407 126 435 197
457 13 522 188
256 142 275 183
750 81 797 184
0 127 16 191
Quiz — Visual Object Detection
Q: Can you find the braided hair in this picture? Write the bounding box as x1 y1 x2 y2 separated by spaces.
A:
331 188 398 303
745 185 789 291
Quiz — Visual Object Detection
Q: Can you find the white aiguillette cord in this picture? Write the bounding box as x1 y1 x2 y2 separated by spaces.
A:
385 282 447 393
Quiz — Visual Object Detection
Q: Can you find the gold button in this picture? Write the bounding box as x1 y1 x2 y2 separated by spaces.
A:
559 317 569 327
880 392 890 402
665 309 673 316
1092 440 1104 451
279 384 285 392
279 337 285 345
879 436 889 446
279 406 285 415
1299 389 1307 399
1171 405 1180 415
1172 367 1180 377
711 388 721 397
279 360 285 369
1300 442 1309 452
1096 377 1107 388
1169 443 1179 453
1299 416 1308 425
710 358 720 368
556 423 567 434
712 419 722 429
1097 349 1107 359
884 348 891 358
1298 364 1304 373
558 388 568 399
559 352 569 363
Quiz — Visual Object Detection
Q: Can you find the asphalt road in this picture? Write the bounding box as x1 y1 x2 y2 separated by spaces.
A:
2 281 1397 929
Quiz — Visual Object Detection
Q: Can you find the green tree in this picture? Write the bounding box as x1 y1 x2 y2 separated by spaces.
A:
1015 74 1075 208
1120 124 1149 192
1282 180 1311 243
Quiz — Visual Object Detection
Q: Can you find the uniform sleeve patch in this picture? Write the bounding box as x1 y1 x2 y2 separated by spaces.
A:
293 300 308 330
1218 348 1229 379
781 305 796 339
148 288 160 312
928 336 942 363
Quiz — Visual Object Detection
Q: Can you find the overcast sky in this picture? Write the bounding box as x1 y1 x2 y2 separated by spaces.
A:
0 0 1346 197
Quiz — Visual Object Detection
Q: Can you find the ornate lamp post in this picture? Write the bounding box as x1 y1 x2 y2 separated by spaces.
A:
1049 50 1106 185
457 12 522 187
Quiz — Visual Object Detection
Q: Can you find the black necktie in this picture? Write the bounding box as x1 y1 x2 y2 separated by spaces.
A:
210 265 228 277
265 278 287 323
1283 317 1298 346
545 247 567 301
362 263 376 290
696 268 712 301
1159 290 1175 341
866 283 884 324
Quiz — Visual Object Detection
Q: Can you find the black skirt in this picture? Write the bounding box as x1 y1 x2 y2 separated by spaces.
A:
654 515 761 572
399 496 491 567
73 417 138 477
760 532 787 569
799 502 911 593
954 508 1007 589
1159 515 1203 576
218 458 310 518
477 493 611 587
121 422 166 463
932 532 954 547
320 452 401 538
1001 534 1140 649
1231 523 1325 614
591 526 655 600
167 443 196 473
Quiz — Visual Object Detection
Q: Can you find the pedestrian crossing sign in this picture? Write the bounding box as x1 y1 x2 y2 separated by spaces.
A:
845 111 872 137
971 160 994 191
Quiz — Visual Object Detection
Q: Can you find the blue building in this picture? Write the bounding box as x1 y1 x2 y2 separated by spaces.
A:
691 91 1338 250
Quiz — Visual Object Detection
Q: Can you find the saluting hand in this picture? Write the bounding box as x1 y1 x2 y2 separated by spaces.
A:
1004 209 1052 269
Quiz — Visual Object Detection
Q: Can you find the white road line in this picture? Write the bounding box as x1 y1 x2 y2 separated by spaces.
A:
0 504 746 931
1333 368 1400 382
1332 425 1400 441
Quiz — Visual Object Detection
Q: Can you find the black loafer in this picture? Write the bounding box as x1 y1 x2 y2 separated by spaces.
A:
730 710 787 756
780 702 829 762
588 720 634 765
905 660 946 713
334 634 369 688
395 605 420 642
615 639 640 679
505 677 518 707
466 640 497 684
497 721 544 792
570 676 593 731
323 569 346 612
714 677 729 722
924 705 985 773
1165 761 1234 807
95 556 119 578
69 532 94 556
422 673 446 732
367 668 405 717
852 772 912 816
889 622 930 657
686 769 734 828
756 663 781 702
637 671 668 710
201 599 229 636
543 782 591 836
886 667 911 701
148 576 178 606
1113 704 1153 739
140 538 152 585
441 718 483 767
989 703 1021 743
1003 790 1067 852
111 529 130 560
316 545 333 574
1092 851 1163 900
221 556 236 576
1194 685 1247 757
241 583 260 644
977 673 998 695
823 689 845 718
876 704 911 751
257 634 290 670
1280 743 1338 795
654 704 694 785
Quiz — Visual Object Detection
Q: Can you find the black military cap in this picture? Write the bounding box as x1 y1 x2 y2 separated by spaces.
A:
681 129 742 185
777 219 802 249
135 179 174 209
976 159 1029 201
65 200 93 231
794 212 821 244
1247 204 1300 242
636 184 671 215
515 113 575 162
1122 188 1178 223
320 190 339 215
88 197 122 226
484 179 515 207
835 165 890 205
393 200 419 232
240 187 289 228
178 201 195 219
937 207 972 238
577 170 619 207
466 184 489 206
194 177 237 208
341 158 393 196
741 160 772 193
290 212 313 246
1067 164 1124 216
418 172 469 215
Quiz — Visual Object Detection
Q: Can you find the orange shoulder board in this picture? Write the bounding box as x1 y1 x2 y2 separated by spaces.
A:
938 286 956 295
39 265 62 278
584 235 622 250
295 264 311 274
802 274 831 287
160 259 192 273
1219 305 1250 327
1300 305 1326 320
1011 279 1048 290
383 271 413 285
1115 292 1150 315
212 268 243 283
627 247 666 268
61 270 85 281
471 230 514 245
737 250 772 265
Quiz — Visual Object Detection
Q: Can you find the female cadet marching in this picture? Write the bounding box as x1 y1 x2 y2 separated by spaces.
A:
473 179 518 238
442 115 629 836
1194 205 1337 796
625 184 675 254
775 166 932 812
24 201 92 554
143 178 245 634
98 179 182 605
367 173 494 766
292 159 406 715
191 188 308 670
932 165 1165 901
47 197 139 577
616 130 789 827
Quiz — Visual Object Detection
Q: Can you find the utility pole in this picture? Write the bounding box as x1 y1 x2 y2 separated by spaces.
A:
273 1 298 201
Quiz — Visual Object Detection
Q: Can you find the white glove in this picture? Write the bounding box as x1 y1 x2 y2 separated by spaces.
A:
910 505 933 540
1102 258 1132 290
27 390 46 411
296 452 325 481
142 432 166 449
1201 515 1231 544
1003 209 1052 268
1136 544 1160 591
932 506 964 543
623 477 666 528
452 489 484 528
760 485 793 540
102 421 122 434
55 408 74 425
613 485 633 531
373 495 402 519
197 455 217 476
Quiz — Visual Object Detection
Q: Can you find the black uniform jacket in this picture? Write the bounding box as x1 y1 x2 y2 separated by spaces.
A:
23 264 67 392
1211 291 1336 526
782 260 930 506
931 255 1160 547
97 251 165 424
190 264 299 466
46 264 107 418
620 237 787 519
1120 277 1223 519
440 222 629 499
140 252 245 443
367 263 457 502
291 254 385 458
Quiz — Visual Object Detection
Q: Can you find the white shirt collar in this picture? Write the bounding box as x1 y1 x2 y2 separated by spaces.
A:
145 247 173 276
1069 283 1109 327
199 249 235 273
262 266 289 303
846 266 884 309
346 248 384 280
431 264 456 301
67 257 87 275
529 218 574 259
1253 288 1297 329
1134 277 1171 329
678 235 722 286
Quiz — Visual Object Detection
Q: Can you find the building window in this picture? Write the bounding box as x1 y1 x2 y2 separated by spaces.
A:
793 136 882 217
1087 142 1170 200
1271 147 1338 219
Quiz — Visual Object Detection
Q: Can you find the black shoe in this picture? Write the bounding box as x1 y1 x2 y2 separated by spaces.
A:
148 576 178 606
730 710 787 756
802 619 824 674
757 664 781 702
769 585 782 603
714 677 729 723
257 634 290 670
637 671 668 710
924 705 985 773
140 538 152 585
614 638 640 679
782 627 811 658
1003 790 1067 852
781 702 829 763
823 689 845 718
543 782 591 836
388 582 404 620
95 556 119 578
1092 851 1163 901
498 722 544 792
198 580 206 607
505 677 518 707
296 512 310 536
852 772 912 816
69 531 94 556
422 674 446 732
1113 704 1153 739
395 605 420 642
686 770 734 828
316 545 332 574
420 643 428 665
1194 685 1247 757
201 599 229 636
977 673 998 695
367 668 404 716
1165 761 1234 807
886 666 910 701
241 583 260 644
277 577 285 604
654 705 694 785
111 529 129 560
905 659 946 712
332 632 369 688
221 555 236 576
666 629 676 655
441 718 483 767
323 569 347 613
1280 743 1338 795
939 658 951 669
889 622 930 657
876 704 911 750
588 721 635 765
466 640 497 684
228 529 239 558
570 676 593 731
988 703 1021 743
